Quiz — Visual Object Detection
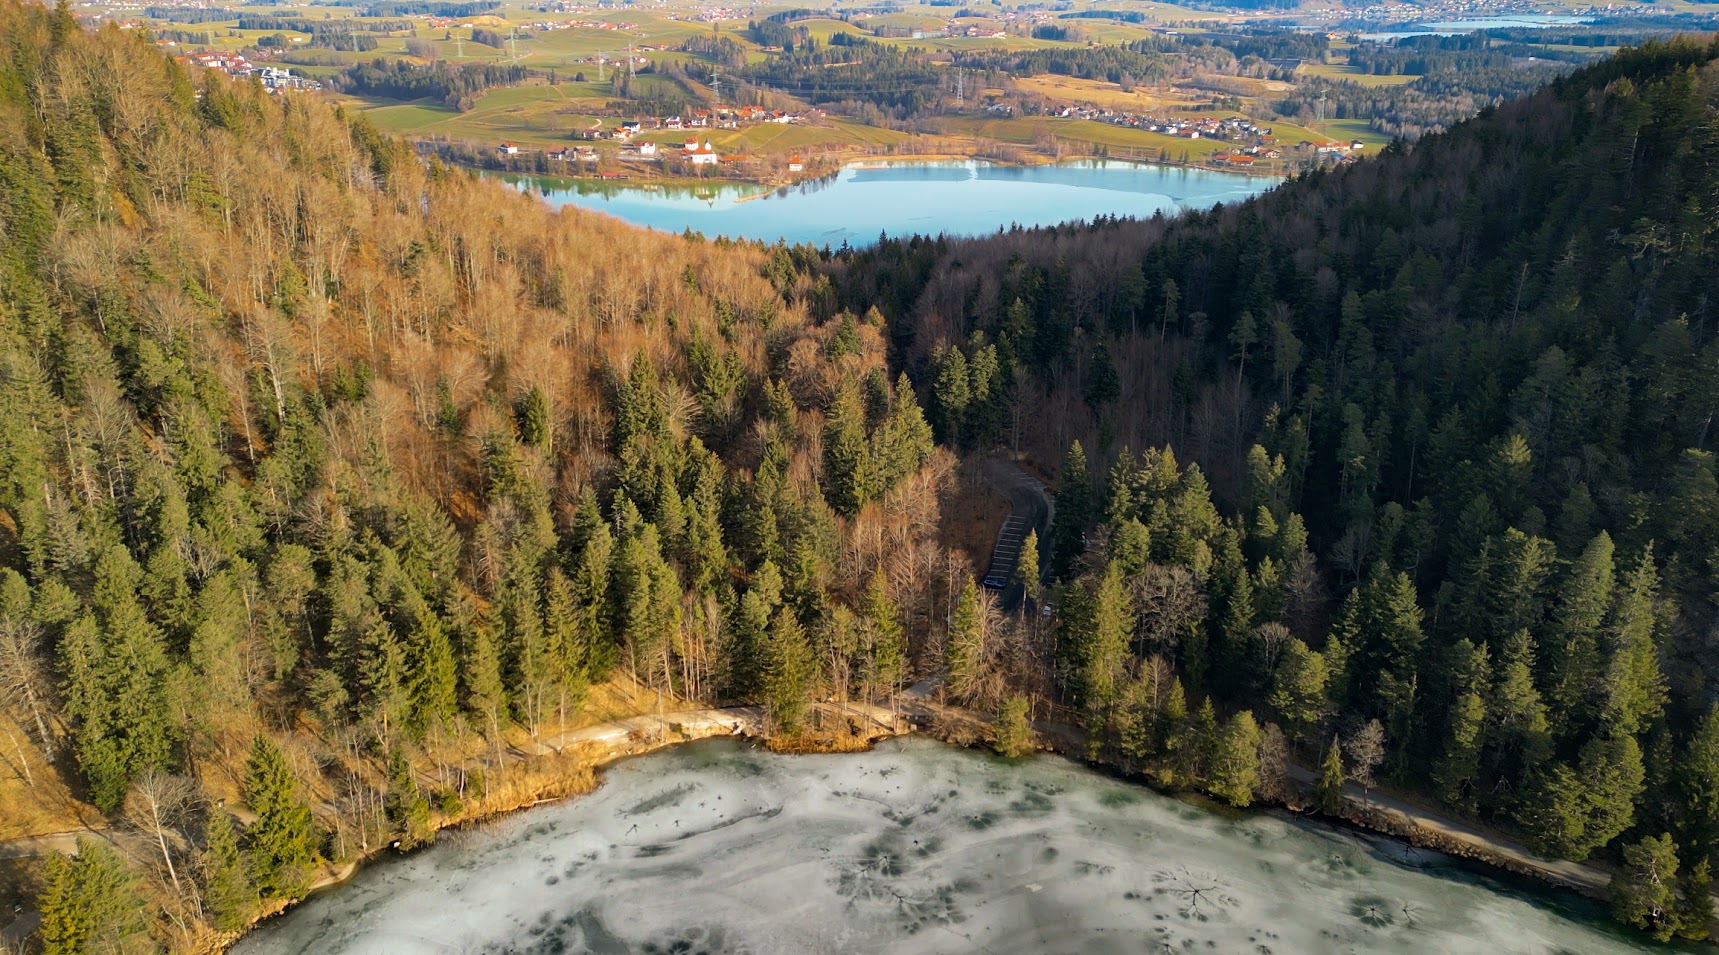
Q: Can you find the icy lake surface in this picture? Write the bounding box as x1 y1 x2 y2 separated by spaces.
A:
234 737 1663 954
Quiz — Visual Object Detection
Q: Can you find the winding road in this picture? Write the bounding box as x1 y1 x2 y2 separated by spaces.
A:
976 457 1052 611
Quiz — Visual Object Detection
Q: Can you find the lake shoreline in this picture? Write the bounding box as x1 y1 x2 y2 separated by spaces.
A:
500 158 1280 246
208 691 1646 953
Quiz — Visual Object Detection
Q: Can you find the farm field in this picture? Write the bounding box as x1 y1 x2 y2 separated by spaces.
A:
943 116 1234 159
1297 60 1422 87
135 0 1588 181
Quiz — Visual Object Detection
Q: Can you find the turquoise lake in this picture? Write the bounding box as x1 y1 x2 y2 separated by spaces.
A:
503 160 1277 246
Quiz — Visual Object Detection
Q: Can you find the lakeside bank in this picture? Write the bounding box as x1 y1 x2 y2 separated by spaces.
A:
182 680 1666 954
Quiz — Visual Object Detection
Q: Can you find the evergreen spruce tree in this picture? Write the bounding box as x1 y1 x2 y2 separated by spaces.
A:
1676 857 1714 941
386 747 432 849
1081 564 1132 755
200 809 258 933
1268 638 1327 744
946 579 985 704
1316 738 1346 814
995 696 1033 758
1048 441 1091 580
37 838 153 955
861 567 904 703
1678 702 1719 864
823 380 874 516
1210 710 1263 807
1545 531 1614 726
1611 833 1680 941
763 606 815 734
243 735 319 899
1015 529 1042 611
1599 546 1668 740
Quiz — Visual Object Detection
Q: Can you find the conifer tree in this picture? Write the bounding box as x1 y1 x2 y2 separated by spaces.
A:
1545 531 1614 726
243 735 319 899
1676 857 1714 941
516 384 552 450
1268 638 1327 744
1678 702 1719 864
861 567 904 704
1316 738 1346 814
1081 564 1132 753
995 696 1032 758
823 380 873 516
1611 833 1680 941
1599 546 1668 740
1048 441 1091 580
1015 529 1042 612
1158 678 1190 780
37 838 153 955
200 809 257 933
1435 688 1487 811
763 606 815 734
946 579 985 704
1210 710 1262 807
386 747 432 849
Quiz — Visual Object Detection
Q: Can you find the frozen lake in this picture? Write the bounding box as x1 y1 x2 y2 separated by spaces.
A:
234 737 1665 954
504 160 1275 246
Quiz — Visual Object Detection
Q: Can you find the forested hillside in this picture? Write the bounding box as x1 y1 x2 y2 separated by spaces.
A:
5 0 1719 947
829 34 1719 941
0 2 968 950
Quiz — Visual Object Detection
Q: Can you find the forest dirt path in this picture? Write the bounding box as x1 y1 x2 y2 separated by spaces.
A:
0 828 99 860
1283 763 1611 893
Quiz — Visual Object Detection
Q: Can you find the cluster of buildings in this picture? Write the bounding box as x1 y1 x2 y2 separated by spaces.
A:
1213 139 1367 168
929 10 1056 38
521 137 808 175
662 6 757 25
1068 108 1277 144
1020 103 1281 146
945 24 1011 39
1300 0 1577 27
176 50 321 93
513 137 720 165
589 105 812 143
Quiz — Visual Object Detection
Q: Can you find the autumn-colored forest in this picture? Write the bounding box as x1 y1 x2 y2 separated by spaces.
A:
0 2 986 949
6 0 1719 947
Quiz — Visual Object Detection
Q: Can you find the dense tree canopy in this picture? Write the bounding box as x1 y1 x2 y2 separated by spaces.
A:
3 1 1719 947
826 34 1719 944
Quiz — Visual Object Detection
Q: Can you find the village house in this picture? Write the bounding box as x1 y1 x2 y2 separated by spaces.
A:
689 141 719 166
498 142 520 156
637 141 658 157
787 156 803 172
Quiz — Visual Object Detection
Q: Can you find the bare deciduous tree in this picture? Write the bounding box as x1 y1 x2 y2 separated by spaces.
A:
1344 719 1387 793
0 618 55 765
124 768 198 898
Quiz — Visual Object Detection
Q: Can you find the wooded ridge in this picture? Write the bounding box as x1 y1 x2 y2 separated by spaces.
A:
2 0 1719 948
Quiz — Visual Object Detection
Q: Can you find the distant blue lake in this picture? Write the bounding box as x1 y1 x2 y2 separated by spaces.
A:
501 160 1277 246
1359 13 1592 40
